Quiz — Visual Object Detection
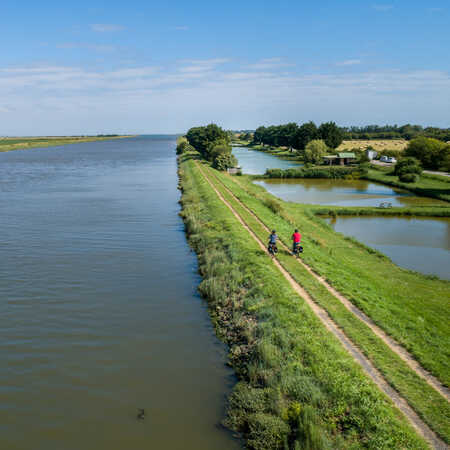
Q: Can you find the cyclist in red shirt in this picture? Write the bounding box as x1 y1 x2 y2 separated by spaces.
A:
292 229 301 254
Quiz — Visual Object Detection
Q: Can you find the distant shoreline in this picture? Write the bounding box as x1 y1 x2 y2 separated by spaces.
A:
0 135 137 153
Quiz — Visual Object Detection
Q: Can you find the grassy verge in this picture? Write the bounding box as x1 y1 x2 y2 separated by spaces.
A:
206 166 450 442
365 167 450 202
310 205 450 218
215 172 450 384
0 135 134 152
179 155 428 449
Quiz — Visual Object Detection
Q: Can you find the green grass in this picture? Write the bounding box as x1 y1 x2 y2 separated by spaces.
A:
310 205 450 218
205 166 450 442
179 156 429 449
214 171 450 385
0 135 132 152
365 167 450 202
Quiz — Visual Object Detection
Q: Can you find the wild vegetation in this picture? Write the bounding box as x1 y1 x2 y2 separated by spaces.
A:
182 124 237 170
0 135 130 152
342 124 450 142
178 152 433 449
264 166 367 180
207 166 450 441
365 166 450 202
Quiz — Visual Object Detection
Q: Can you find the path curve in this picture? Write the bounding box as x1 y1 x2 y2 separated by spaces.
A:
195 161 447 450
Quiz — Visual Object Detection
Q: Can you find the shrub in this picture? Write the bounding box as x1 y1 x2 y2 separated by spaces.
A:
405 136 449 170
303 140 329 164
176 138 189 154
212 152 238 171
399 173 418 183
247 413 290 450
263 197 283 214
394 157 422 176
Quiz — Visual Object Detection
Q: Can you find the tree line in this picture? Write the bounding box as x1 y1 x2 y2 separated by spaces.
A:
253 122 344 150
342 124 450 141
178 124 238 170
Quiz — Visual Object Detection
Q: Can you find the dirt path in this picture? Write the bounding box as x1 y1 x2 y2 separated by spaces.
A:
220 172 449 402
195 161 447 450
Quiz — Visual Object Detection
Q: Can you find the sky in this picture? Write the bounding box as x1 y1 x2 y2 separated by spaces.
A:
1 0 449 135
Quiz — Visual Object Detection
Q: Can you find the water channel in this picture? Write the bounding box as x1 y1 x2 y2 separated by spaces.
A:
233 146 450 279
0 136 240 450
232 146 300 174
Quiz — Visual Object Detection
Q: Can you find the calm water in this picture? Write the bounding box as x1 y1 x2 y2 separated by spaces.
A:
232 146 301 174
255 178 447 207
326 216 450 280
0 136 240 450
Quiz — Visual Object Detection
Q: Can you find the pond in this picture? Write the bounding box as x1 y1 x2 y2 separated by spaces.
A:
232 146 301 175
326 216 450 280
254 178 447 207
0 136 240 450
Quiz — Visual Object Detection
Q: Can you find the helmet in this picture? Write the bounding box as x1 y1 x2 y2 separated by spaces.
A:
272 230 276 233
295 229 298 232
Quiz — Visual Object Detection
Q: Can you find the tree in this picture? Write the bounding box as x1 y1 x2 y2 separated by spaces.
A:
318 122 344 149
303 139 328 164
279 123 299 150
253 126 267 145
294 121 318 150
186 123 229 160
213 153 238 171
404 137 449 170
394 157 422 177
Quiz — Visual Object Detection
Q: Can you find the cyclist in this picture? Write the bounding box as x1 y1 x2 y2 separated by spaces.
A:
268 230 278 254
292 229 302 254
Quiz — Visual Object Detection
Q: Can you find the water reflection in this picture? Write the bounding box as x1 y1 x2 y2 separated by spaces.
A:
232 146 301 175
0 136 240 450
255 178 447 207
326 216 450 280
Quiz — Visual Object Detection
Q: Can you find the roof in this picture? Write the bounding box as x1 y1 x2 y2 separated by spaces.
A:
338 152 356 158
323 155 337 159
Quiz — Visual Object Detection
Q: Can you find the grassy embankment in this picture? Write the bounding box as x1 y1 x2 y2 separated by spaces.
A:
260 164 450 206
178 153 430 449
0 135 133 153
207 165 450 442
365 166 450 202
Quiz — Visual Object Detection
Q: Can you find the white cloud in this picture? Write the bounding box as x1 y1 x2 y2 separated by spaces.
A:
247 58 293 70
57 43 116 52
1 63 449 133
90 24 125 32
336 59 361 66
178 58 230 73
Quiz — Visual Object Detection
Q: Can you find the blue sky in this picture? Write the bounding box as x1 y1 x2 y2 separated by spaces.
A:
1 0 449 134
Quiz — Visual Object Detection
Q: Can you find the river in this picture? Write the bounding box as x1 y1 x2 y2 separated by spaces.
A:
0 136 240 450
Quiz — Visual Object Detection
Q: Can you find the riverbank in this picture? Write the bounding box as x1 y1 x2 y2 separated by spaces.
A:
178 152 449 448
365 166 450 202
0 135 136 152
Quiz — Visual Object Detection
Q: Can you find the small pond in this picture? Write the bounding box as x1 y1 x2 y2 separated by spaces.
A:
254 178 447 208
326 216 450 280
232 146 301 175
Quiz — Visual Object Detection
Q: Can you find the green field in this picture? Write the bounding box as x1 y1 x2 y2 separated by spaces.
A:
0 135 132 152
179 151 449 448
365 166 450 202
